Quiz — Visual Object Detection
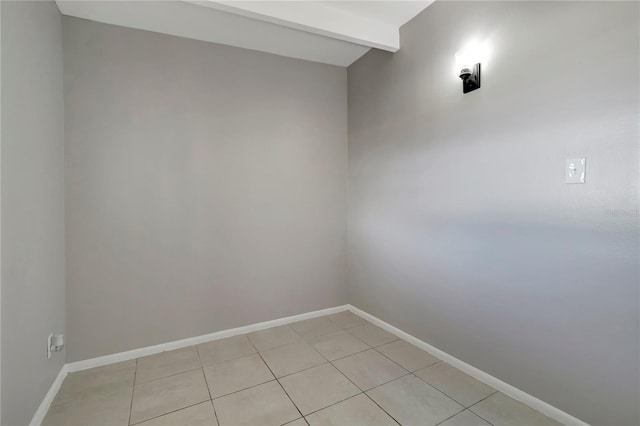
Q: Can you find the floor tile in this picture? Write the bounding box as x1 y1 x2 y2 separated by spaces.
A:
43 384 133 426
136 346 201 383
367 375 463 426
203 353 274 398
260 342 326 377
377 340 439 371
439 410 491 426
305 394 397 426
279 363 359 415
347 324 398 347
284 418 308 426
311 331 370 361
332 349 407 390
470 392 562 426
130 369 210 424
247 325 302 351
197 335 256 366
213 380 300 426
290 317 341 340
416 363 495 407
327 311 366 329
52 360 135 406
136 401 218 426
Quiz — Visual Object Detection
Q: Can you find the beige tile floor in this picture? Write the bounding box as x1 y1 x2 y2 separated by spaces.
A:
43 311 562 426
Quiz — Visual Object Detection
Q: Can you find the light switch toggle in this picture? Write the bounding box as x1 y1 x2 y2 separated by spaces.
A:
565 158 586 184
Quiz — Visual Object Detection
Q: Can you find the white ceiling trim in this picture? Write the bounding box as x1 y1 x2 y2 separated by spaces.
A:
187 1 399 51
55 1 434 67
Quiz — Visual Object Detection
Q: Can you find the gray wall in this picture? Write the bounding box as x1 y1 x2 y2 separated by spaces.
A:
347 2 639 425
1 1 66 424
63 17 348 362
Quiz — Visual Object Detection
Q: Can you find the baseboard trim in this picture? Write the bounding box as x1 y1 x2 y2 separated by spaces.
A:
31 305 349 425
33 303 587 426
29 364 68 426
346 304 588 426
66 305 349 373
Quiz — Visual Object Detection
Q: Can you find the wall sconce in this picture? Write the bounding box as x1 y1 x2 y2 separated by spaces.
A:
459 64 480 94
455 40 488 94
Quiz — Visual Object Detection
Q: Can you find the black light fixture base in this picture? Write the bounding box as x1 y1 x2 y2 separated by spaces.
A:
461 63 481 94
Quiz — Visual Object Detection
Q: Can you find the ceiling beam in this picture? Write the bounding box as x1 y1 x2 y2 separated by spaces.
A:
185 0 400 52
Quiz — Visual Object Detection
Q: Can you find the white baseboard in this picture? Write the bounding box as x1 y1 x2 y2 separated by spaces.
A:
346 304 588 426
66 305 349 373
34 303 587 426
31 305 349 425
30 364 68 426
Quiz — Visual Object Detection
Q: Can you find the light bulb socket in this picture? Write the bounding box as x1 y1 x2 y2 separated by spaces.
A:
459 67 472 80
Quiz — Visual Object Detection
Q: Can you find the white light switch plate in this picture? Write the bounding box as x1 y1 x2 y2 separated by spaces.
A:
565 158 586 184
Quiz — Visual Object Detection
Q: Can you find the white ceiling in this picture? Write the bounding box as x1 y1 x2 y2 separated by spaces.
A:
55 0 434 67
324 1 433 27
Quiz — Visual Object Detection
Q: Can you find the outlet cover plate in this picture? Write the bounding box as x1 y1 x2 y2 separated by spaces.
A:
47 333 53 359
565 158 586 184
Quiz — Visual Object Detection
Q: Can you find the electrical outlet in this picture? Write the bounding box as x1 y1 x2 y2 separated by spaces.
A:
565 158 586 184
47 333 64 359
47 333 53 359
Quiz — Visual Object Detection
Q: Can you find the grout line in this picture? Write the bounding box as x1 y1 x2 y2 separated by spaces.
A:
201 367 214 401
412 364 499 410
411 368 470 405
466 391 500 426
270 361 330 380
262 358 305 420
343 329 401 348
281 417 307 426
434 407 468 426
362 371 412 393
197 345 221 426
248 336 305 421
318 339 407 426
211 379 279 400
127 358 138 426
134 365 203 386
275 375 305 419
322 347 371 363
369 347 411 372
325 357 404 426
472 411 496 426
468 390 500 409
362 392 402 426
195 344 203 364
299 391 364 418
129 400 211 426
402 372 467 413
210 399 221 426
195 347 214 401
128 350 214 426
260 337 374 381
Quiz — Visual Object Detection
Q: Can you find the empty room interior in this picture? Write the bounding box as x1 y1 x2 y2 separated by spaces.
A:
1 0 639 425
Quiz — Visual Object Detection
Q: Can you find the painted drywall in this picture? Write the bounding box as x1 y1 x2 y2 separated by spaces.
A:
1 1 66 424
63 17 348 362
347 2 639 425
